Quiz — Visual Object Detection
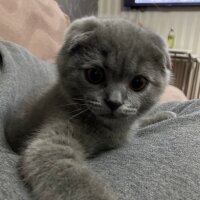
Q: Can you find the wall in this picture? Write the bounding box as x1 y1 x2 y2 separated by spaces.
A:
98 0 200 56
57 0 98 21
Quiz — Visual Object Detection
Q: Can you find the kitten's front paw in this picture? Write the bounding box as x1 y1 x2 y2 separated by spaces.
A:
161 111 177 120
139 111 177 127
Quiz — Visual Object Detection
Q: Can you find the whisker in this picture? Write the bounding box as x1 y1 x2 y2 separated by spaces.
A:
72 98 85 101
68 108 84 114
72 98 91 105
59 103 79 107
58 102 88 109
69 109 88 121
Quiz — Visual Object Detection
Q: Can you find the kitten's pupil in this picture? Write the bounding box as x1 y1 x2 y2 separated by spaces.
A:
131 76 147 92
85 67 105 84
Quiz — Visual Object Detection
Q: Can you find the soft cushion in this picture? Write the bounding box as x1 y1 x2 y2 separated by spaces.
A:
90 100 200 199
1 41 200 200
0 41 57 199
0 0 70 61
160 85 187 103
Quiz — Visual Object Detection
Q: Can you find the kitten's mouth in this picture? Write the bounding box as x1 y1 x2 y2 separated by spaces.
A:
99 113 123 119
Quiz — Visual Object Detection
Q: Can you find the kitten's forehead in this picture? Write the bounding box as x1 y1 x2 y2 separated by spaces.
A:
60 17 169 81
95 18 164 51
91 19 167 78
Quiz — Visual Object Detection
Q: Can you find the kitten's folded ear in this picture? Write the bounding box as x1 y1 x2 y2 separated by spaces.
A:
154 34 172 85
62 17 100 53
148 31 172 71
145 30 172 85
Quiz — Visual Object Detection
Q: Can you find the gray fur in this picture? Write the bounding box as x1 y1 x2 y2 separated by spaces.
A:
6 17 171 200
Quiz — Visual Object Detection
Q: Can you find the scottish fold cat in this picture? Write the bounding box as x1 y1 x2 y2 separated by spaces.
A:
6 17 173 200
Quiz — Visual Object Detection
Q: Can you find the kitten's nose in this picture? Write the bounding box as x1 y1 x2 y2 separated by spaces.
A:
105 100 122 111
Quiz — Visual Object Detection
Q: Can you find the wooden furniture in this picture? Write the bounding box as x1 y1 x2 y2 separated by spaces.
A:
169 49 200 99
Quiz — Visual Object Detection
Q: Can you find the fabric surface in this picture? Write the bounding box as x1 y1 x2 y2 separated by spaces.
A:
0 0 70 61
90 100 200 200
0 41 57 200
0 41 200 200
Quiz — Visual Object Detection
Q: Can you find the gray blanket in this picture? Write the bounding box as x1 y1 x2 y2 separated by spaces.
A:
0 41 200 200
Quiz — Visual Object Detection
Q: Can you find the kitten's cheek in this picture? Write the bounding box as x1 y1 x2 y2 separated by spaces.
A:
86 104 109 115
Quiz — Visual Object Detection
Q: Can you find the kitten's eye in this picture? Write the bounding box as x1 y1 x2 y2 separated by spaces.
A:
131 76 148 92
85 68 105 84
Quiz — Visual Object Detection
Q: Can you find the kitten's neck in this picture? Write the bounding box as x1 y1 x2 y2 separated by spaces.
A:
52 84 134 154
72 109 134 154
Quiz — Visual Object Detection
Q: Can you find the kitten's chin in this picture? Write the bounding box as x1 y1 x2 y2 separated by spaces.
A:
99 113 124 119
97 112 135 124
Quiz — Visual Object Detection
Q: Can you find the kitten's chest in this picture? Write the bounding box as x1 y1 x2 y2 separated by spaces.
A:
74 122 127 156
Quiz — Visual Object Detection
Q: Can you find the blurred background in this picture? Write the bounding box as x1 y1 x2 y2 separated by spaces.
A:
57 0 200 99
0 0 199 99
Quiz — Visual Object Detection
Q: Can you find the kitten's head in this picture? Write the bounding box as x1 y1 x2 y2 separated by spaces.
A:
57 17 170 124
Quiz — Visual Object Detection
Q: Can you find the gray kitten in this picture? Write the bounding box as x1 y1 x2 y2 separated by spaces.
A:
6 17 172 200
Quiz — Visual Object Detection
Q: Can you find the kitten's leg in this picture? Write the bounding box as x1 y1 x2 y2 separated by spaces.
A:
20 120 115 200
139 111 176 127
